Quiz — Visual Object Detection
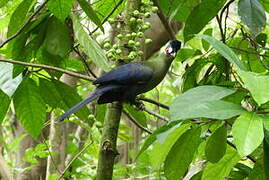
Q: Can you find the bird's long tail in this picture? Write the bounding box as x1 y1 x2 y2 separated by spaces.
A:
58 85 117 122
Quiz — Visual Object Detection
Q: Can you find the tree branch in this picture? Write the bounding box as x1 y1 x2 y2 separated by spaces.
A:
230 46 269 58
123 110 152 134
152 0 176 40
142 107 169 122
137 97 169 110
0 0 49 48
0 59 95 81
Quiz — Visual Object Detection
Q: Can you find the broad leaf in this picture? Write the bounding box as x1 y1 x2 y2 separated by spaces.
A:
170 86 245 121
248 157 266 180
13 78 46 138
197 34 246 70
164 127 201 180
0 0 9 8
232 112 264 156
47 0 74 21
7 0 34 37
238 0 266 35
0 89 10 124
39 78 91 122
184 0 227 41
264 130 269 179
43 17 72 58
148 123 191 168
71 13 110 71
0 62 22 97
205 124 227 163
202 146 240 180
124 104 147 128
77 0 104 32
238 70 269 105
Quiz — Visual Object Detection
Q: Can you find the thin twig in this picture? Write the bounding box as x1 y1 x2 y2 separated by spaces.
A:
152 0 176 40
91 0 124 34
123 110 152 134
0 0 49 48
216 15 225 42
142 107 169 122
57 142 93 180
230 47 269 58
137 97 169 110
0 59 95 81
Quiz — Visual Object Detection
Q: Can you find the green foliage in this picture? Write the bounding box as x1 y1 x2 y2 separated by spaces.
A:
13 77 46 138
183 0 227 41
232 112 264 156
47 0 74 21
238 0 267 35
0 89 10 124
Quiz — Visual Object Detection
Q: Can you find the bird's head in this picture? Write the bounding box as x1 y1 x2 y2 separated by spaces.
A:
165 40 181 58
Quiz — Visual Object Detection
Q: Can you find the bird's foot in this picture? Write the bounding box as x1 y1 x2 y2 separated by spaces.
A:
134 100 145 111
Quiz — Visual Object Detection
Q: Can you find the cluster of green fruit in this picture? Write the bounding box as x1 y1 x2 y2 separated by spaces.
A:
102 1 158 62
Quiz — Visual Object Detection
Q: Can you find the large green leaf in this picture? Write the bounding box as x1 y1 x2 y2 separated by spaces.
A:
238 0 266 35
202 146 240 180
7 0 34 37
0 89 10 124
0 0 9 8
205 124 227 163
39 78 91 122
170 86 246 121
232 112 264 156
248 157 266 180
148 123 191 168
13 78 46 138
264 130 269 179
47 0 74 21
197 34 246 70
43 16 72 58
124 104 147 128
0 62 22 97
77 0 104 32
183 0 227 41
238 70 269 105
164 127 201 180
71 13 110 71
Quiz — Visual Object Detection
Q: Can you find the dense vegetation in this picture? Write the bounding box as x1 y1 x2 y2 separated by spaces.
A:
0 0 269 179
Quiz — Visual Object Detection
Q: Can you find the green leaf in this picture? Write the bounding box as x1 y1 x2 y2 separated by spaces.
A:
255 33 267 47
261 0 269 13
197 34 247 70
202 28 213 51
248 156 266 180
7 0 34 37
164 127 201 180
263 114 269 130
232 112 264 156
71 13 110 71
0 89 10 124
264 130 269 179
202 146 240 180
170 85 246 121
183 0 227 42
238 0 266 35
43 16 72 58
77 0 104 32
124 104 147 128
13 78 46 138
0 0 9 8
148 123 191 168
47 0 74 21
238 70 269 105
205 124 227 163
0 62 22 97
39 78 92 122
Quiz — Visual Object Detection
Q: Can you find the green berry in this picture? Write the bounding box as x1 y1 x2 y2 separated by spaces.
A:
144 12 151 18
116 49 122 54
136 18 143 24
112 44 118 49
128 54 135 59
149 1 154 6
103 38 110 43
138 50 144 56
107 52 114 58
128 40 135 46
145 38 152 44
130 51 137 57
126 33 132 39
137 32 144 38
133 10 140 17
141 24 150 31
131 32 137 37
135 41 141 47
117 34 123 39
151 6 158 13
145 22 151 27
130 17 136 23
104 42 111 49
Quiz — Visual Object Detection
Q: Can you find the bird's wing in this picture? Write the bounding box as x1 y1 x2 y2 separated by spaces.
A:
93 62 153 85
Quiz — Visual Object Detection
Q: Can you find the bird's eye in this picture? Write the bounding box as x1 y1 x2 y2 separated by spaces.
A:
165 47 173 54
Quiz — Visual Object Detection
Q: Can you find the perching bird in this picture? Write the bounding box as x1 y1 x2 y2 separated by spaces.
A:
59 40 181 121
